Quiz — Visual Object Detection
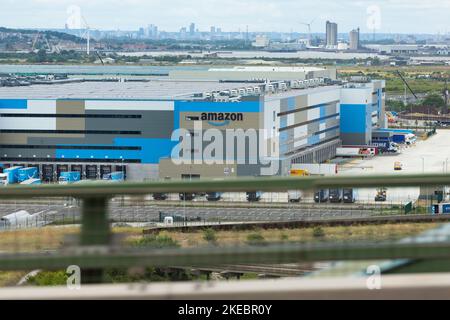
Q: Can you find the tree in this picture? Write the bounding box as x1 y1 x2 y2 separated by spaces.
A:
36 49 48 63
422 93 445 113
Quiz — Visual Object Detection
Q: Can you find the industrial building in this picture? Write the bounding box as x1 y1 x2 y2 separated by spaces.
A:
0 67 385 181
340 80 386 145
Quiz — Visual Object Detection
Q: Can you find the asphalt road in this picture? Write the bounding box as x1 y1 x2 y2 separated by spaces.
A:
339 130 450 203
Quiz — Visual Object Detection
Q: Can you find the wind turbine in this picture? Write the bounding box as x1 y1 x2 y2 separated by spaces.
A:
299 18 316 47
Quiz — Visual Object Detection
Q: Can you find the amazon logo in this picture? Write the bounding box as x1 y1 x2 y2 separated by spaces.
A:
201 112 243 126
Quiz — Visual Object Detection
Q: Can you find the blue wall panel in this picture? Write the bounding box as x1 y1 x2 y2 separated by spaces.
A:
0 99 27 109
55 138 176 164
340 104 368 133
308 135 320 146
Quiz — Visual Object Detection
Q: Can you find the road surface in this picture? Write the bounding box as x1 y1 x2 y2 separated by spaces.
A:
339 130 450 203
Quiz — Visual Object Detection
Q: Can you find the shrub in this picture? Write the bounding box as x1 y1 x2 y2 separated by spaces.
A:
203 228 218 244
26 271 68 286
280 233 289 241
246 232 266 245
313 227 325 238
132 234 180 249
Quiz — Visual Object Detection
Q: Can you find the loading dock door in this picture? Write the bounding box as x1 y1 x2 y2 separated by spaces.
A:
86 165 98 180
115 165 127 180
56 165 69 178
71 165 83 180
42 165 55 182
100 165 112 179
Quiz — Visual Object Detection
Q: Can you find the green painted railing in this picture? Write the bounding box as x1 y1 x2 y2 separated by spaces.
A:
0 173 449 283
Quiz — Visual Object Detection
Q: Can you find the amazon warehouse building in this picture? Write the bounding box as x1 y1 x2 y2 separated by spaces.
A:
0 67 385 182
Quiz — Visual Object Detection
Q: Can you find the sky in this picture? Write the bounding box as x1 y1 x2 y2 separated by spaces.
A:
1 0 450 34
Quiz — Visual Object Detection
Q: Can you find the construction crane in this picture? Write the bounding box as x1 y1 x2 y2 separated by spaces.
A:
396 71 418 110
95 51 104 65
443 79 449 114
299 18 316 47
30 32 55 53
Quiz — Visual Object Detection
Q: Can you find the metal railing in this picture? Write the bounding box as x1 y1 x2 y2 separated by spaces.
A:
0 173 450 284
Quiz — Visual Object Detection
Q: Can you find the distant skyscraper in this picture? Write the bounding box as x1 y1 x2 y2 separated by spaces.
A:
189 23 195 35
210 26 216 34
326 21 338 48
147 24 158 38
349 28 360 50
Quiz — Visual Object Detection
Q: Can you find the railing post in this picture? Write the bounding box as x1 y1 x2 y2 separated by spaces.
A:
80 196 110 284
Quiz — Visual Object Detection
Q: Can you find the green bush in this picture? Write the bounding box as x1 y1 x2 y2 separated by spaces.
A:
132 234 180 248
280 233 289 241
203 228 218 244
313 227 325 238
26 271 68 286
246 232 266 245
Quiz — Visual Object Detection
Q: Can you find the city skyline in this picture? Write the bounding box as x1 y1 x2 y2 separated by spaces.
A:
1 0 450 34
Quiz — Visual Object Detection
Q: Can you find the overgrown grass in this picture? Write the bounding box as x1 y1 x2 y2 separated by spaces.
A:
0 272 26 287
156 223 439 247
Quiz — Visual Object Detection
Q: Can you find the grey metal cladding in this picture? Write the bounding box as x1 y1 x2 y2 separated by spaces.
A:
308 121 320 134
236 163 280 177
340 133 367 145
236 164 264 177
280 98 289 113
28 135 117 145
325 128 340 139
0 148 56 159
325 102 338 116
85 110 174 139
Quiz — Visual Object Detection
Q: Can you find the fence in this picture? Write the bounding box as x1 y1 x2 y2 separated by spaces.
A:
0 174 450 286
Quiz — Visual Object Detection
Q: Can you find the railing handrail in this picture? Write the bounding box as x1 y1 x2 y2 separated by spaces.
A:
0 173 449 198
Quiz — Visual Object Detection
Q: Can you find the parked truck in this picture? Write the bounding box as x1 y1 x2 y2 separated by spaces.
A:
288 190 303 203
336 147 377 158
329 189 343 203
314 189 329 203
58 172 81 185
0 166 23 186
247 191 263 202
372 141 399 154
18 167 38 183
343 189 356 203
375 188 387 202
291 164 338 176
179 192 196 201
432 203 450 215
103 171 124 182
206 192 223 201
153 193 169 201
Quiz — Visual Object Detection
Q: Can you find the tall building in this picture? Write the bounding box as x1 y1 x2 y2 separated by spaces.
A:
189 23 195 35
147 24 158 39
326 21 338 48
349 28 360 50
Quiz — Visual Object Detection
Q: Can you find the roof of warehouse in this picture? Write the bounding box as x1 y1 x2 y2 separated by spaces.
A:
208 66 326 72
0 80 262 100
